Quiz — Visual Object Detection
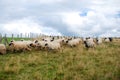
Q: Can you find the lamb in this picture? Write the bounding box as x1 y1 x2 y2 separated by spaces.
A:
0 44 6 54
9 41 31 52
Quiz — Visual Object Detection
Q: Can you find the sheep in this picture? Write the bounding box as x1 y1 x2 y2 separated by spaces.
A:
35 41 47 50
96 37 102 45
66 38 80 47
9 41 31 52
44 41 62 52
84 37 96 48
11 40 35 48
0 44 6 54
104 38 110 42
104 37 113 43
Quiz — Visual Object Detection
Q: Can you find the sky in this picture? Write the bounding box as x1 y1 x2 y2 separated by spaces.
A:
0 0 120 37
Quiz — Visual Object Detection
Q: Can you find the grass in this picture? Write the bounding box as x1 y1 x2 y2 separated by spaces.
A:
0 39 120 80
1 37 30 44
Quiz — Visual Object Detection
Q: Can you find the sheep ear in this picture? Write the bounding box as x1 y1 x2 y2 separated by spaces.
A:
35 40 38 43
9 43 14 46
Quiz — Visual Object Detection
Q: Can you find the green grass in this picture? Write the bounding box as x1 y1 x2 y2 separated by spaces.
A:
0 39 120 80
1 37 31 44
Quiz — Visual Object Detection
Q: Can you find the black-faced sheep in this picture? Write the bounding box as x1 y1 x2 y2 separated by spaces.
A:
66 38 80 47
84 37 96 48
96 37 102 45
9 41 31 52
44 41 62 52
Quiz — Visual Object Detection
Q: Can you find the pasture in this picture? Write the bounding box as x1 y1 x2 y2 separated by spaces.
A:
0 38 120 80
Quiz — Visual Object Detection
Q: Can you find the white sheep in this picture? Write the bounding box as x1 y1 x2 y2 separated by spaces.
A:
9 41 31 52
84 38 96 48
66 38 80 47
35 41 47 50
104 38 110 42
45 41 62 52
104 37 113 42
0 44 6 54
96 38 102 45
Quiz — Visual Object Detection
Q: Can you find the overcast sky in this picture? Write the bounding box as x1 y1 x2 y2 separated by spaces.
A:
0 0 120 37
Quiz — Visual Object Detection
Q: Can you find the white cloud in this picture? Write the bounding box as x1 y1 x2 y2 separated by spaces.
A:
2 18 62 36
60 10 120 37
0 0 120 37
61 12 84 26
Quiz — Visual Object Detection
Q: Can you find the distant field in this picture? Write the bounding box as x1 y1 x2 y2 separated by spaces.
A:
0 38 120 80
1 37 31 43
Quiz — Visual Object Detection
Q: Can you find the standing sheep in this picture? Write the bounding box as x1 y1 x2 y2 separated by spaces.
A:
35 41 47 50
84 37 96 48
104 38 110 42
44 41 62 52
66 38 80 47
96 37 102 45
9 41 31 52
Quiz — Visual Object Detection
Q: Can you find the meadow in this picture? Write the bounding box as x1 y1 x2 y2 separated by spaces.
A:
0 38 120 80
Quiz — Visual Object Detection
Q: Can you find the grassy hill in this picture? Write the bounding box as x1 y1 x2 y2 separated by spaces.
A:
0 39 120 80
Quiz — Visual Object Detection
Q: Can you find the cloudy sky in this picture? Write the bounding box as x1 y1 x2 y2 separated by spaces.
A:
0 0 120 37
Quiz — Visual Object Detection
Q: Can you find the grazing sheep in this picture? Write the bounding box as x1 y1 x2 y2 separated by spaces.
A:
35 41 47 50
104 38 110 42
104 37 113 42
84 37 95 48
96 37 102 45
9 41 31 52
0 44 6 54
66 38 80 47
45 41 61 52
